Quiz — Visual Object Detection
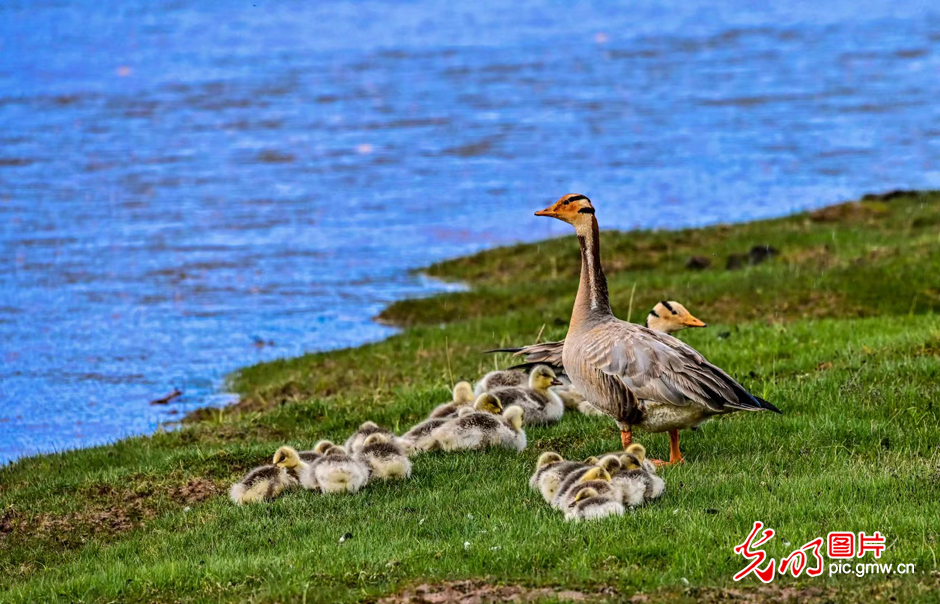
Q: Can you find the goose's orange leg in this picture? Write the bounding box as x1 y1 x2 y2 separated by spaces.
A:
651 429 685 466
620 428 632 449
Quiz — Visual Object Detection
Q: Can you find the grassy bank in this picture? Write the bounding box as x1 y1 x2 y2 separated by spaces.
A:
2 191 939 603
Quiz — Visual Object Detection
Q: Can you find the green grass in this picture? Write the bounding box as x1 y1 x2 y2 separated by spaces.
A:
2 191 939 603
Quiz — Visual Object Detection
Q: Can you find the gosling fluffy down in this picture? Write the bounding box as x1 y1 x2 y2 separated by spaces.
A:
354 433 412 480
488 366 564 425
529 452 595 505
344 421 414 456
474 368 528 395
428 381 476 419
272 446 318 490
425 402 526 452
309 445 370 494
564 487 625 522
229 464 296 504
413 393 503 451
602 444 665 505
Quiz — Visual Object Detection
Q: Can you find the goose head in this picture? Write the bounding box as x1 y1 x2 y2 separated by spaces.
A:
647 301 706 333
528 365 563 391
535 193 595 227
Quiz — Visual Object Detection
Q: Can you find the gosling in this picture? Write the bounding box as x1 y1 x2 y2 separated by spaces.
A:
529 452 597 505
272 446 318 491
354 433 412 480
309 445 370 494
564 487 625 522
428 381 476 419
488 365 564 425
344 421 412 456
229 463 296 504
424 399 526 452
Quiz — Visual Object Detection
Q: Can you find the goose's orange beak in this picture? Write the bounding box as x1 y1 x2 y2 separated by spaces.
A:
682 314 707 328
535 206 559 218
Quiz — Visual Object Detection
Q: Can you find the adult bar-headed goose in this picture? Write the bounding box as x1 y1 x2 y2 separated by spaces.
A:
487 300 707 374
533 194 780 464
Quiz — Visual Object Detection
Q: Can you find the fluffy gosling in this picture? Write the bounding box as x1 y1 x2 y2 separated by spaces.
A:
474 368 527 394
344 421 412 456
603 444 665 505
272 446 318 490
488 365 564 425
428 381 476 419
229 464 296 504
309 445 370 494
355 433 412 480
529 452 596 505
564 487 625 522
424 401 526 452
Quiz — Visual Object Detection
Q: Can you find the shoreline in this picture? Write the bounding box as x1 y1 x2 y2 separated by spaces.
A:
3 189 939 603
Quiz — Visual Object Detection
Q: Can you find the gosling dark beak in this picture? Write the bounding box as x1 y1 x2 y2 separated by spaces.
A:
551 378 564 386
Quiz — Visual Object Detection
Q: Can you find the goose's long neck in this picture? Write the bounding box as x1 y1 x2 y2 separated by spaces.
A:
572 217 612 324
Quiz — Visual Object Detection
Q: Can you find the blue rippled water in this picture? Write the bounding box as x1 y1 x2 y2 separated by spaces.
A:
1 0 938 462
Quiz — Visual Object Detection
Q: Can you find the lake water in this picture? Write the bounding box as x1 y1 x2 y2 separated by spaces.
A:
1 0 938 463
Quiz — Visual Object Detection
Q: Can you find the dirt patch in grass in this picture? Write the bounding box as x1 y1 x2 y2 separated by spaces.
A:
377 580 616 603
808 201 887 223
1 476 224 561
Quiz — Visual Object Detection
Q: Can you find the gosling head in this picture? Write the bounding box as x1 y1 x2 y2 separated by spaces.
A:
322 444 346 456
362 433 390 447
625 443 646 462
618 453 642 471
503 405 524 431
453 381 474 404
273 446 301 469
578 466 612 483
573 487 599 503
313 440 336 455
537 452 564 469
474 393 503 415
535 193 596 231
647 301 706 334
528 365 563 391
358 421 380 431
596 454 622 474
582 455 600 465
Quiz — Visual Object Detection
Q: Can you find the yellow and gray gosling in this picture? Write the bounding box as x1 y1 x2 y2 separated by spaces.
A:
428 381 475 419
564 486 625 522
309 445 370 494
402 417 449 446
354 433 412 480
602 444 665 505
414 393 504 451
425 399 526 452
556 467 621 517
272 446 318 491
551 465 614 510
344 421 412 456
488 365 564 426
229 463 296 504
529 452 597 505
313 440 337 455
474 368 528 395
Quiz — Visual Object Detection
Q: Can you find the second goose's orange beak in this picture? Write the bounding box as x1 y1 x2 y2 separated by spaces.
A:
682 314 707 328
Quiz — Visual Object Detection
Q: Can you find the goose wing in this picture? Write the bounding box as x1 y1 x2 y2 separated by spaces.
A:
485 340 565 371
580 320 779 414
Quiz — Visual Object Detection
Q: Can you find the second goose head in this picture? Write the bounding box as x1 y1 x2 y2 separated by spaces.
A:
647 301 707 334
